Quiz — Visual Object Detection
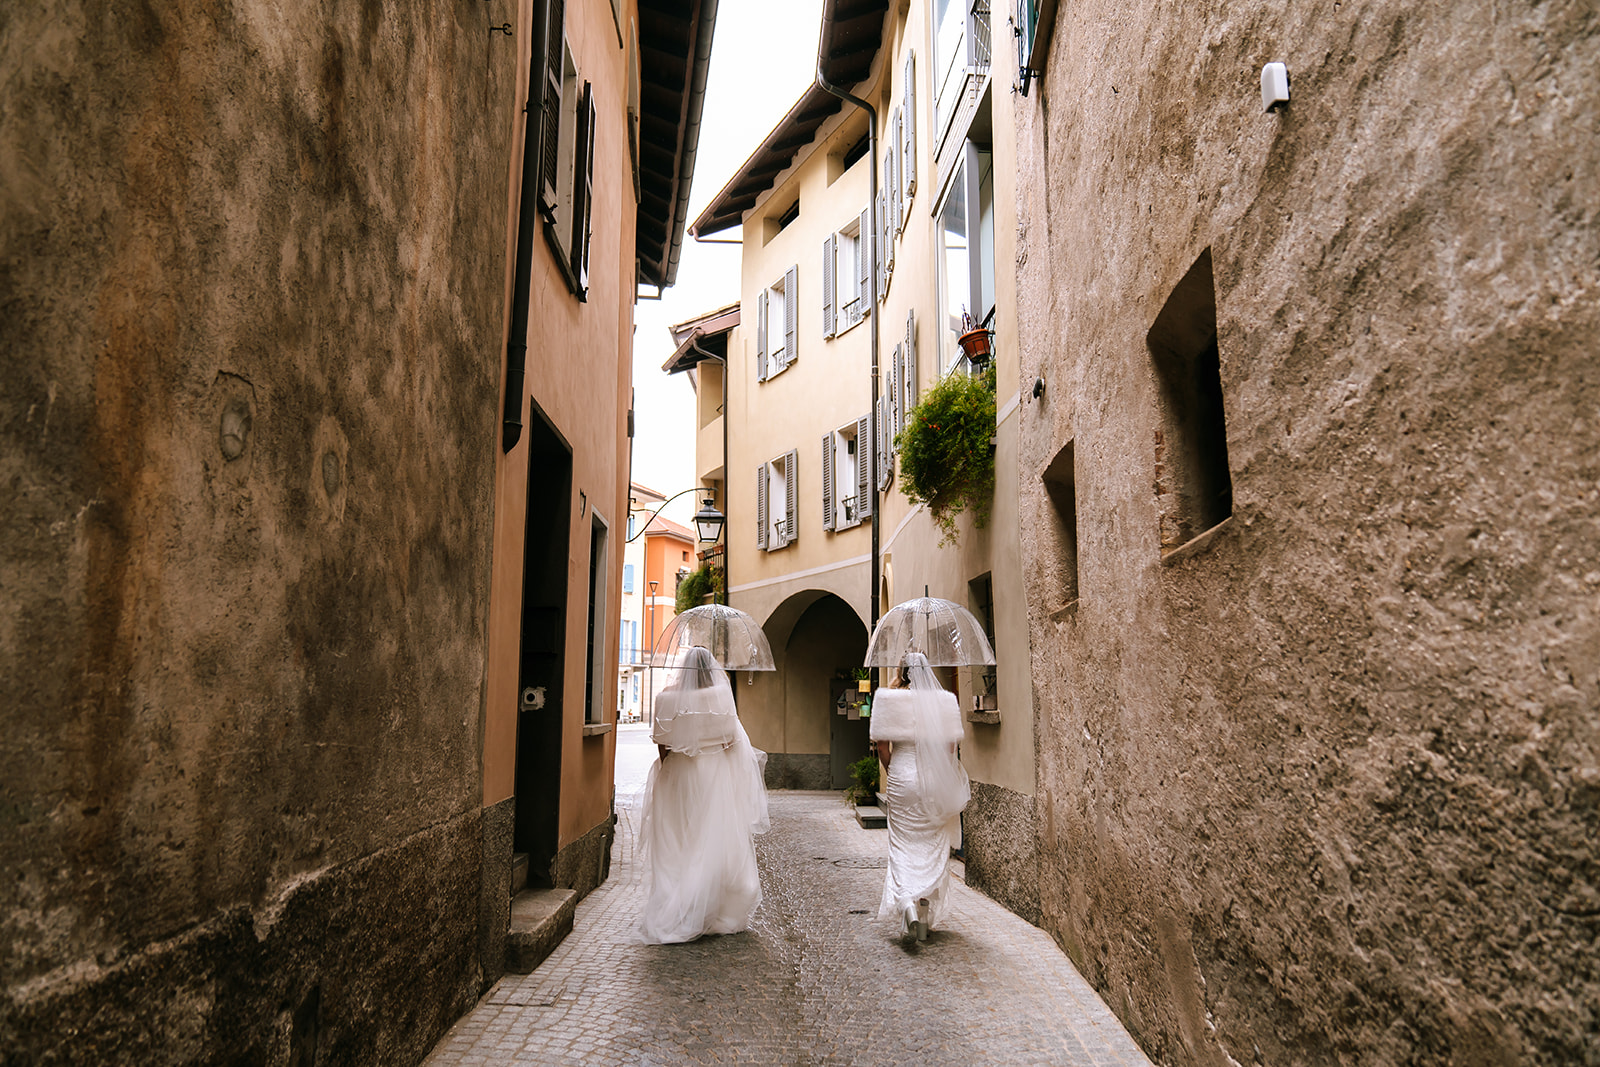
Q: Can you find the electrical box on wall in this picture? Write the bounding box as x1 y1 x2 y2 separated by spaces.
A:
1261 62 1290 112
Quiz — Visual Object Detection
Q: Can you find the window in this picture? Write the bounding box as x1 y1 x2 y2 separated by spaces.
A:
632 674 640 704
762 197 800 244
756 450 798 550
622 562 635 594
935 144 995 375
1014 0 1059 95
934 1 993 146
583 513 609 725
1148 249 1232 553
822 417 873 532
618 619 639 664
535 0 596 300
823 215 869 339
901 51 919 220
756 266 798 380
967 572 998 707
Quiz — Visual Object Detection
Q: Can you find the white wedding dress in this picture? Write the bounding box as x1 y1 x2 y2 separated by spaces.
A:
869 657 968 936
638 649 770 944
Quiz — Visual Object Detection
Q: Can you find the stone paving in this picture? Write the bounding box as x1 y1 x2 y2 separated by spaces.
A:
425 726 1153 1066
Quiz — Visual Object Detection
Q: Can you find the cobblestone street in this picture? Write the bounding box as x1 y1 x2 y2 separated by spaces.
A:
425 727 1152 1066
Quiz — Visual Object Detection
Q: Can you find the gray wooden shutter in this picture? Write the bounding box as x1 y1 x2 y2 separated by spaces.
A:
904 308 918 413
756 463 768 550
538 2 566 214
856 209 870 322
889 110 904 237
570 81 596 298
822 235 836 339
856 414 873 520
890 344 903 447
783 265 798 367
821 433 835 531
903 51 917 201
876 395 892 489
756 289 768 381
875 187 887 303
784 449 798 546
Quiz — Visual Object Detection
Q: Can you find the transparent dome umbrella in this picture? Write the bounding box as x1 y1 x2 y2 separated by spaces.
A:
863 596 996 667
650 603 777 671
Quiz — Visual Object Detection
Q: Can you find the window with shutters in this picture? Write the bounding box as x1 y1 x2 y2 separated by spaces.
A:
822 420 866 532
757 451 798 550
536 8 596 301
824 217 866 339
756 267 798 380
901 51 918 217
935 144 995 376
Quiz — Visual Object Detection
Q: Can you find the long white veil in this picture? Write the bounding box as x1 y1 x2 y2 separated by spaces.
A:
903 651 969 821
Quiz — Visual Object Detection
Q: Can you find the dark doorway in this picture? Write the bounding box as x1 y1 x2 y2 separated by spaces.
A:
830 675 872 789
514 409 572 885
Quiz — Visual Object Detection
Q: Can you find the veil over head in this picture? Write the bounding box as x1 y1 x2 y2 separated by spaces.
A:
903 652 970 823
651 646 740 756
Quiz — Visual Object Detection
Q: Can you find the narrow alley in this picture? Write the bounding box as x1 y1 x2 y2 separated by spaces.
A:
425 726 1149 1066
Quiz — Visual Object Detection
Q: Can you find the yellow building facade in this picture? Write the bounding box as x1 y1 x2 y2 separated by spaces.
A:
684 0 1039 917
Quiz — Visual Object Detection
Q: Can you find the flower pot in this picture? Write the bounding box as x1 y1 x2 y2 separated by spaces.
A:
957 328 992 363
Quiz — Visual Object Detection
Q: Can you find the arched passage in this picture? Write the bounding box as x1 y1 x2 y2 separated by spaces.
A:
740 591 869 790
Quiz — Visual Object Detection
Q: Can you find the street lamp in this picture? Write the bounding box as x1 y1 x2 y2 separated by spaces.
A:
626 486 725 543
646 579 660 727
691 497 725 543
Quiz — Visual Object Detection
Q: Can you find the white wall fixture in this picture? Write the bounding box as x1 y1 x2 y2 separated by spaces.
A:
1261 62 1290 112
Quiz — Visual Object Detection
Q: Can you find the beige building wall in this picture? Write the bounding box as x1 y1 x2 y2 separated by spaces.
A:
703 3 1037 905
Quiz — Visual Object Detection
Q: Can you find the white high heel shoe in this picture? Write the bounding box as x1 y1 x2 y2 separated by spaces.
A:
913 898 930 941
902 902 919 936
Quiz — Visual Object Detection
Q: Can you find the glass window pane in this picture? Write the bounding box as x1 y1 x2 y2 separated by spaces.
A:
938 161 970 373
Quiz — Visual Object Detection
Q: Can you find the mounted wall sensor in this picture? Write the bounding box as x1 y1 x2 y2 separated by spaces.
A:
1261 63 1290 112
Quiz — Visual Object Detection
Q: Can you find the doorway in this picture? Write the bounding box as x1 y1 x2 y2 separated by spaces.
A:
514 410 572 885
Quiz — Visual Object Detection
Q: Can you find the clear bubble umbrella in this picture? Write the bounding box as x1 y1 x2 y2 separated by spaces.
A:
651 603 777 671
863 596 996 667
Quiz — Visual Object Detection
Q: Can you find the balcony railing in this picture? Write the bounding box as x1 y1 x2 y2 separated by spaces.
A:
971 1 991 71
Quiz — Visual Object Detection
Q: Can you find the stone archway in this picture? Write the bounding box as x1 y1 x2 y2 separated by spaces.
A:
748 591 869 790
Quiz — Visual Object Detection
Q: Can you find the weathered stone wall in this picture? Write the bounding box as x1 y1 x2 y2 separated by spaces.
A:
963 780 1040 926
1 0 510 1057
1013 2 1598 1063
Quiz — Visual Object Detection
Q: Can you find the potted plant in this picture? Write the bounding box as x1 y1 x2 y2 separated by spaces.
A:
896 360 998 546
956 308 992 365
843 754 881 807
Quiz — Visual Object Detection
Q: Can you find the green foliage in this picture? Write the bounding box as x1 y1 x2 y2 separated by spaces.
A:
673 562 724 613
843 753 881 806
896 361 998 545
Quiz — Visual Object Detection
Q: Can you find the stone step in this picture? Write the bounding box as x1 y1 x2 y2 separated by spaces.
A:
854 804 887 829
510 852 529 896
505 887 578 974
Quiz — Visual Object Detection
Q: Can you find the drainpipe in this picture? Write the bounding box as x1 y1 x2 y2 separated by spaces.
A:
501 50 542 453
816 65 881 664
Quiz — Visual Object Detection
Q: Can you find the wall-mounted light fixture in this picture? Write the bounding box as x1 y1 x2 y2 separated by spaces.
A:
691 498 726 543
1261 63 1290 112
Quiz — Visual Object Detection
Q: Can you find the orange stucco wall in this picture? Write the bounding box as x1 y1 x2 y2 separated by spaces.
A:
483 0 637 858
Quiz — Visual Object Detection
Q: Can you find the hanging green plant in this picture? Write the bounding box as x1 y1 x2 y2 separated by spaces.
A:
673 562 724 613
896 362 997 546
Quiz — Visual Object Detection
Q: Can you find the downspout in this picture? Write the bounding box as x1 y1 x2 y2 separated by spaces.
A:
502 46 542 453
815 65 881 664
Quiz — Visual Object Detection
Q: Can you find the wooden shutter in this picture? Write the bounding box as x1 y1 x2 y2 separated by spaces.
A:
756 289 768 381
783 265 798 367
756 464 768 550
903 51 917 201
876 395 892 490
570 81 596 298
889 110 904 237
822 235 836 339
783 449 798 546
856 209 870 322
821 433 835 531
890 344 903 446
856 414 873 520
538 0 566 214
875 187 887 303
904 308 918 413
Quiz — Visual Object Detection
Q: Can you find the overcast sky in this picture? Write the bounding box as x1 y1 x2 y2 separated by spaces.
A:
629 0 826 523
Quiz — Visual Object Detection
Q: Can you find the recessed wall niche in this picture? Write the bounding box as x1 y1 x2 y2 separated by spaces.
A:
1148 248 1232 553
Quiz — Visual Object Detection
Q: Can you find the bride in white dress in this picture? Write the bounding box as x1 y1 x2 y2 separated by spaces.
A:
869 652 969 940
638 646 770 944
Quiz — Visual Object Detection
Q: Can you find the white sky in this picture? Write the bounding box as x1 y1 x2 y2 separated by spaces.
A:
629 0 826 524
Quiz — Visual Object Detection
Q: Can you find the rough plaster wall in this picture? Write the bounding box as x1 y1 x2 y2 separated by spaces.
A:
1014 1 1598 1064
1 0 507 1054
